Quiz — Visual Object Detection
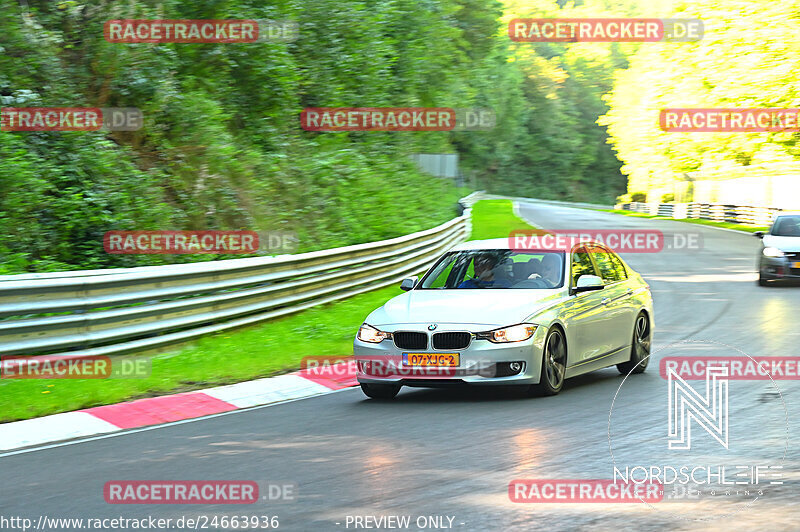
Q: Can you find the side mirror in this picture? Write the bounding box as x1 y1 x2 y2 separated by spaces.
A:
400 276 418 291
753 231 764 239
572 274 604 294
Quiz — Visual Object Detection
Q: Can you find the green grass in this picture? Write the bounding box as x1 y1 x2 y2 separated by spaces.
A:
598 209 769 233
0 199 537 423
0 286 402 422
468 199 537 239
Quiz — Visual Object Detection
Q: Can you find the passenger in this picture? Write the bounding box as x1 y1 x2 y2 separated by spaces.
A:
458 254 511 288
529 254 562 287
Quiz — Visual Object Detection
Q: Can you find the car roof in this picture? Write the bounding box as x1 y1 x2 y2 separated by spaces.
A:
449 237 602 252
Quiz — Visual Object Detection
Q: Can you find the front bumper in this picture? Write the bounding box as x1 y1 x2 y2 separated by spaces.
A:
760 256 800 281
354 324 548 386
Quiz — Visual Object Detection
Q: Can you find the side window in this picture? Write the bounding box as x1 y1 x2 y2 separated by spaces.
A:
610 252 628 280
429 260 455 288
464 259 475 280
591 245 623 284
571 246 596 286
422 255 464 288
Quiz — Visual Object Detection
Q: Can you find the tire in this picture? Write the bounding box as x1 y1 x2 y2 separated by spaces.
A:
529 327 567 396
617 312 651 375
758 272 768 286
360 383 401 400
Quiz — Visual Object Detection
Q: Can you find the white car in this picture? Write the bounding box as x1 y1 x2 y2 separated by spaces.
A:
354 238 654 399
755 212 800 285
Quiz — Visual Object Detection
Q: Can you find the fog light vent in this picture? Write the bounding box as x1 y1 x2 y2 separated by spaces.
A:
494 361 525 377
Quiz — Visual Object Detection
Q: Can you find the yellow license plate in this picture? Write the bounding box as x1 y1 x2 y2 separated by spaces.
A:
793 262 800 269
402 353 460 367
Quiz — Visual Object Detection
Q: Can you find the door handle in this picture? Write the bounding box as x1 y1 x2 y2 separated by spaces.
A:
620 288 633 299
601 297 610 305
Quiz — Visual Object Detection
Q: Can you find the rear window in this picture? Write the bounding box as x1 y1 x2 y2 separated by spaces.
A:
590 245 627 284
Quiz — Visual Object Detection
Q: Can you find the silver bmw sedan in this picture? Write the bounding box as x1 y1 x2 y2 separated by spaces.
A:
354 238 654 399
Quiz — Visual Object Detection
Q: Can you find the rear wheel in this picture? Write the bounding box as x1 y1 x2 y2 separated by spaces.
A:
530 327 566 396
360 383 400 400
617 312 651 375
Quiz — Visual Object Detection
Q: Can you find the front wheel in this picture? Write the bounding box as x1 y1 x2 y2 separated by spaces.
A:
617 312 651 375
360 383 401 400
529 327 566 396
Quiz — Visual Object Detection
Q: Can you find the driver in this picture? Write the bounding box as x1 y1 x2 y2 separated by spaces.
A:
458 254 511 288
528 253 561 287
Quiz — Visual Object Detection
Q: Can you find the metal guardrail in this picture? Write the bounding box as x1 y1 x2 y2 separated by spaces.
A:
0 192 482 359
615 202 782 226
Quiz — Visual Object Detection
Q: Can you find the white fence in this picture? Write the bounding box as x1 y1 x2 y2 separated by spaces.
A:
615 202 782 226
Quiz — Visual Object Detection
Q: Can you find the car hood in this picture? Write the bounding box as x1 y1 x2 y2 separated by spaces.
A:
763 234 800 252
366 289 565 328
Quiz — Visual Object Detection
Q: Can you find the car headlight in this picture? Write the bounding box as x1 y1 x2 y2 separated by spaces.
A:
478 323 538 343
763 247 785 258
357 323 392 343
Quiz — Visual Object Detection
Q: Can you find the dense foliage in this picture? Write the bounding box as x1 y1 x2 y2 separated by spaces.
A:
601 0 800 200
0 0 630 273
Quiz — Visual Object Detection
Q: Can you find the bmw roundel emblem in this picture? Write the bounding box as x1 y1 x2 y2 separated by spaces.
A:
428 324 437 331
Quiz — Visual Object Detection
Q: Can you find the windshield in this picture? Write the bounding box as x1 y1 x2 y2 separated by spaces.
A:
771 215 800 237
418 250 565 289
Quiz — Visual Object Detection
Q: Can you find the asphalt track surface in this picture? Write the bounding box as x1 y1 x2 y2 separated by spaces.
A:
2 201 798 531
